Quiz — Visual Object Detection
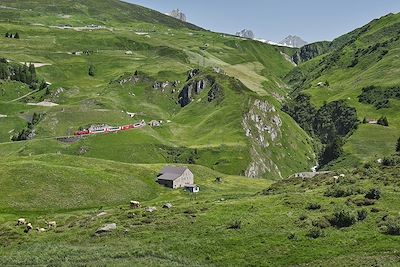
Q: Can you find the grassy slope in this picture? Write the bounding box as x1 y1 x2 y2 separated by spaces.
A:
286 13 400 168
0 155 399 266
0 2 399 266
0 0 315 178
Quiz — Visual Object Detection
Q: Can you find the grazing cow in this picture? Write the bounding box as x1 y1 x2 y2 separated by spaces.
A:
24 223 33 233
36 227 46 233
130 201 141 209
16 218 26 226
46 221 57 228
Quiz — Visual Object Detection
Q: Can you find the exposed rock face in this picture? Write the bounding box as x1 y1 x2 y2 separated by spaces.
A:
207 83 224 104
152 81 170 89
291 41 331 64
178 79 208 107
187 69 200 81
236 29 255 39
279 35 308 48
242 99 283 178
168 9 187 22
115 73 145 85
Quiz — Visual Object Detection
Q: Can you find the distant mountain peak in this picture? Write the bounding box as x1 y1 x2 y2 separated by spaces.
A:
168 9 187 22
279 35 308 48
236 29 255 39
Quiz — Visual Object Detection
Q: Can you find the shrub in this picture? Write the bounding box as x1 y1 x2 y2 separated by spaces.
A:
382 156 400 166
357 210 368 221
88 64 96 76
396 137 400 153
312 217 331 229
287 233 297 240
355 198 376 206
329 209 357 228
307 203 322 210
365 188 381 200
228 220 242 230
380 217 400 236
377 116 389 126
299 214 308 221
371 208 380 213
325 185 362 198
307 227 324 239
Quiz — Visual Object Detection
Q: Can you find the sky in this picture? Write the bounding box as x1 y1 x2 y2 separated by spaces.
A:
124 0 400 43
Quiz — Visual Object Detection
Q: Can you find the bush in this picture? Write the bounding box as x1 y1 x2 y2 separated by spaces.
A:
287 233 297 240
382 156 400 166
355 198 376 206
396 137 400 153
325 185 362 198
329 209 357 228
307 203 322 210
88 64 96 76
307 227 324 239
380 217 400 235
377 116 389 126
365 188 382 200
227 220 242 230
357 210 368 221
312 217 331 229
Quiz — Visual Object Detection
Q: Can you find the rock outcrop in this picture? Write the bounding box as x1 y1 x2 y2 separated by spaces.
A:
242 99 283 178
291 41 331 64
178 78 208 107
96 223 117 234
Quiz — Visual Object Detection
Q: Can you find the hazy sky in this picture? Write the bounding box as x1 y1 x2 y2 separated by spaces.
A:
124 0 400 43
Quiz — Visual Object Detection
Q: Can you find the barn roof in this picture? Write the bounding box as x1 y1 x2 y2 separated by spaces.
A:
158 166 190 181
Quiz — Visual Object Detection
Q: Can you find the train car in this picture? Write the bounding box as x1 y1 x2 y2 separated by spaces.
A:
89 129 106 134
74 130 90 136
107 127 120 132
120 125 134 130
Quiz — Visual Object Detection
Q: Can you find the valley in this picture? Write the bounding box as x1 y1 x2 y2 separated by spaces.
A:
0 0 399 266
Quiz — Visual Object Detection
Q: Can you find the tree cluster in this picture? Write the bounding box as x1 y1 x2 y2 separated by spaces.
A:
11 112 44 141
358 85 400 110
377 116 389 127
0 59 46 89
283 94 358 166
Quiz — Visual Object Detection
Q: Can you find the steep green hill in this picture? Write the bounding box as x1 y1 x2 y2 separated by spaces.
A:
0 0 315 179
285 13 400 168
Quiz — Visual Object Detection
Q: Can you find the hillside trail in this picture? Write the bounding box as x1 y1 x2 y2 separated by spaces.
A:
7 88 40 103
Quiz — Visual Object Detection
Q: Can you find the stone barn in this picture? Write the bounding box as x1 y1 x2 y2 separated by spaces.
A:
157 166 194 189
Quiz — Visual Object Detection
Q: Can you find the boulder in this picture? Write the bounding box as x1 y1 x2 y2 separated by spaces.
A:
163 203 173 209
144 207 157 213
97 212 107 217
96 223 117 234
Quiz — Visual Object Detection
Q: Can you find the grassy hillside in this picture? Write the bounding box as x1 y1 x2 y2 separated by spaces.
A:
285 13 400 168
2 1 400 266
0 0 315 178
1 154 400 266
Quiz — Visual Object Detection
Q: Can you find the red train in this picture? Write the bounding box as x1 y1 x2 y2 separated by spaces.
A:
74 121 145 136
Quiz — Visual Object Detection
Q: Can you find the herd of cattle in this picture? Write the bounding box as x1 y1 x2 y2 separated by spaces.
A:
16 218 56 233
15 200 172 234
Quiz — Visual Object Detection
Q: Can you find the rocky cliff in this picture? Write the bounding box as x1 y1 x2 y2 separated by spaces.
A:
242 99 284 178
